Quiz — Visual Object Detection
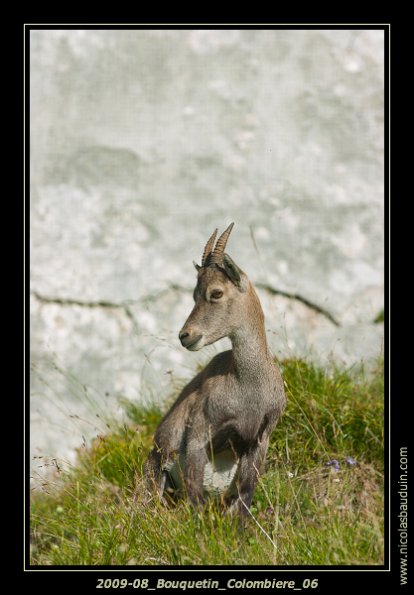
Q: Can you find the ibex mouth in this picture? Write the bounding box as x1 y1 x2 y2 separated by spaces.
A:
184 335 204 351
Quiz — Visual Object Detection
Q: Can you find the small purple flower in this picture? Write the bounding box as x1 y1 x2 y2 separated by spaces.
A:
326 459 340 472
346 456 357 466
266 506 274 516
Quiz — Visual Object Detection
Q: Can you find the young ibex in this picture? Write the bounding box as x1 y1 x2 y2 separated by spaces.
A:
144 223 286 516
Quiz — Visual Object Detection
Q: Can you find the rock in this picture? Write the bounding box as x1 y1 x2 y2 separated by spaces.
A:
30 29 384 475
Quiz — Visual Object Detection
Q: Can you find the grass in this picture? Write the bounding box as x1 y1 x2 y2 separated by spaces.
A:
30 358 384 566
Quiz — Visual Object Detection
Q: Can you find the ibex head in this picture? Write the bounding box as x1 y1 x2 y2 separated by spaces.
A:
179 223 256 351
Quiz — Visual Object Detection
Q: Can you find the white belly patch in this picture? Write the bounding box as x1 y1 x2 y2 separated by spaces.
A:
164 450 239 495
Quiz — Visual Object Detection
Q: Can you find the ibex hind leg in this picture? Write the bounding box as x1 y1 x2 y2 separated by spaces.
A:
144 438 184 501
143 447 167 498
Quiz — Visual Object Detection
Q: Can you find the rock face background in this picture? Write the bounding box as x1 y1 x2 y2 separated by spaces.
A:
30 29 384 476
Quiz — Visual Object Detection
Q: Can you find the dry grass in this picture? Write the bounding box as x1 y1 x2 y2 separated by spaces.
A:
30 358 384 566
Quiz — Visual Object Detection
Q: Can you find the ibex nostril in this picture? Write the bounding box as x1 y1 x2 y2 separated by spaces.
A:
179 331 189 344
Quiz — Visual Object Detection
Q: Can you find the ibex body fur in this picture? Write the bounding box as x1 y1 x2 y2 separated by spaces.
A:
144 223 286 516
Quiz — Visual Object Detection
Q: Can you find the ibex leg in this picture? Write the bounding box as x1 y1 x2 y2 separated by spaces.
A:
228 435 269 517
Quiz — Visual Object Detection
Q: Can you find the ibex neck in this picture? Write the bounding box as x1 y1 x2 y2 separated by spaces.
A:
230 287 273 383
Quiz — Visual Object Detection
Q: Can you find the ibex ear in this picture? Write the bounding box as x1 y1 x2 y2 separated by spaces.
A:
193 260 201 272
222 254 248 292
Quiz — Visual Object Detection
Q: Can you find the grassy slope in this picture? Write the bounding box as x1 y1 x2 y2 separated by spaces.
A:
30 358 384 566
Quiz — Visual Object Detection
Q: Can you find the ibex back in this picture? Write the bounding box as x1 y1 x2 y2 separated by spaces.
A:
144 223 286 516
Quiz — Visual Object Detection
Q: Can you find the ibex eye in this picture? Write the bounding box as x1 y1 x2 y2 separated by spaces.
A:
211 290 223 300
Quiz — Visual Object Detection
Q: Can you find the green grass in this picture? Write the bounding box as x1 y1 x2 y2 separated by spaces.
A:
30 358 384 566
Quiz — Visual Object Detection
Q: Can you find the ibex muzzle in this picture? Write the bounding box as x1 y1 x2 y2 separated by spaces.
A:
178 330 203 351
144 223 286 517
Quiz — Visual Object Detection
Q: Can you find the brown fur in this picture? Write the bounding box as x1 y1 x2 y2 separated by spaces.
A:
144 231 286 516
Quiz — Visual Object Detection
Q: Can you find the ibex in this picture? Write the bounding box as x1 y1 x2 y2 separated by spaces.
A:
144 223 286 516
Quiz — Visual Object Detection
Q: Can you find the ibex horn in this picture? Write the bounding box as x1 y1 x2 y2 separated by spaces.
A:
201 228 218 267
209 222 235 265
